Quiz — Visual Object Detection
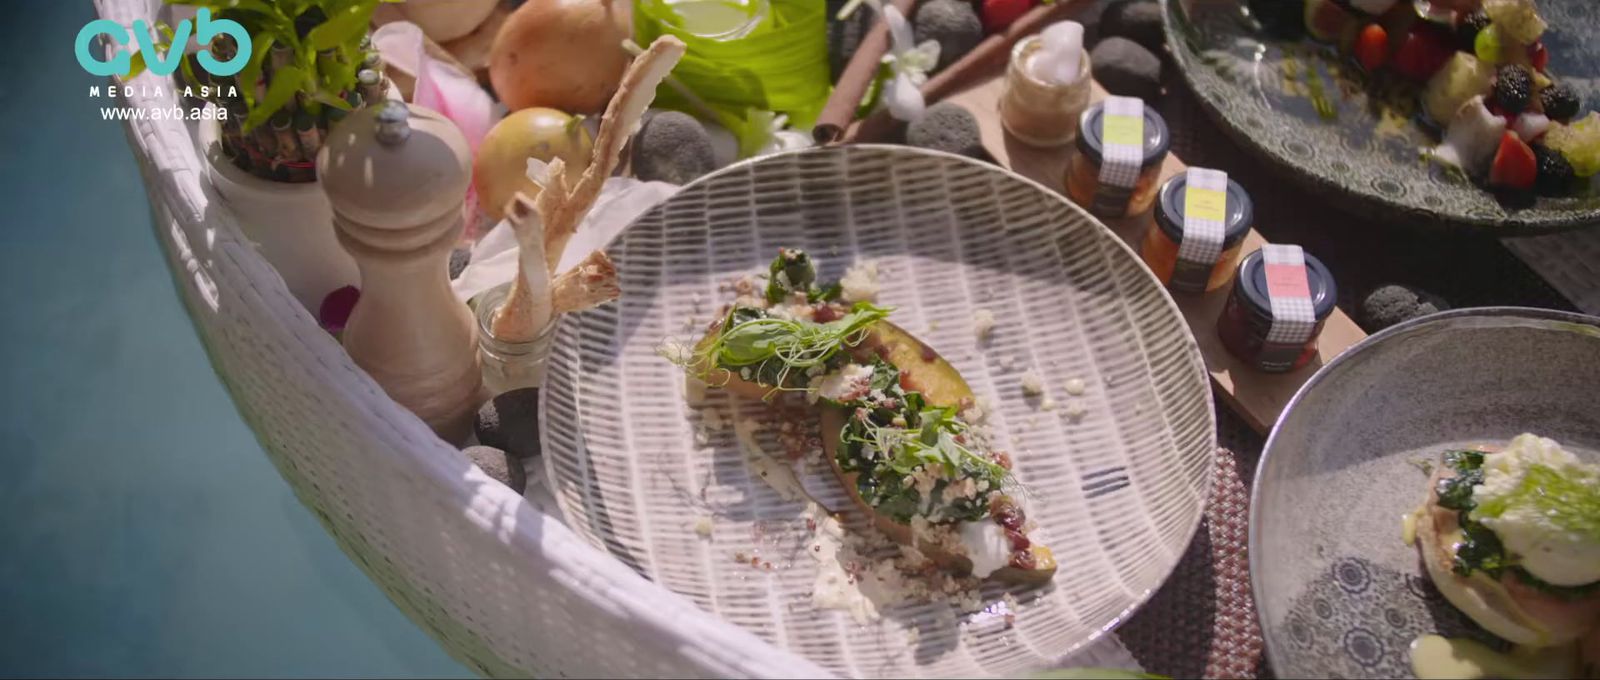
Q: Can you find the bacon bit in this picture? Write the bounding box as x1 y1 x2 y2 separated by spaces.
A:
990 451 1013 470
763 561 774 570
734 551 748 563
750 555 761 568
874 344 893 360
899 370 915 391
1004 612 1017 627
812 303 841 323
1006 529 1031 551
920 343 938 362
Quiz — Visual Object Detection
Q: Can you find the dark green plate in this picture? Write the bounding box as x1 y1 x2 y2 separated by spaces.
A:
1162 0 1600 234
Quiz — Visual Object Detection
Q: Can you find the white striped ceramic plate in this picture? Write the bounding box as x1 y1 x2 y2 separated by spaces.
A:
539 145 1216 677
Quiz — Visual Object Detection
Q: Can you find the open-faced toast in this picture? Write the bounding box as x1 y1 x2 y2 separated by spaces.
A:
683 250 1056 586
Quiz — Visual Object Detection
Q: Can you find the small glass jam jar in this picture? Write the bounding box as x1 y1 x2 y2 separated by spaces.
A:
1143 173 1254 294
1216 249 1337 373
1000 35 1092 148
474 282 561 396
1065 102 1171 219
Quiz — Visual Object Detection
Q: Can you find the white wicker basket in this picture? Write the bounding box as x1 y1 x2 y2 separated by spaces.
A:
100 1 1164 675
99 0 831 676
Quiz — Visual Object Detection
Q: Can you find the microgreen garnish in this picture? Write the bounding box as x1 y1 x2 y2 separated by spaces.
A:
691 302 891 391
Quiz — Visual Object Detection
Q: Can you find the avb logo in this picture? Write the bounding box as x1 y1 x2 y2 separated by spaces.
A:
76 9 252 78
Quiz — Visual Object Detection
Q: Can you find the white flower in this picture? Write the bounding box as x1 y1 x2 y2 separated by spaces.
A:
878 4 940 122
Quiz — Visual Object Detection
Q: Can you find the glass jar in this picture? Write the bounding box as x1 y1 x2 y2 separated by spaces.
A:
654 0 770 40
474 282 561 396
1000 35 1092 148
1065 101 1171 219
1216 249 1337 373
1143 172 1254 293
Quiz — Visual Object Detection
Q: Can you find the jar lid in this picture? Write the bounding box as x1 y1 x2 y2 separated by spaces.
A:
1236 248 1338 322
1154 174 1254 248
1075 101 1170 169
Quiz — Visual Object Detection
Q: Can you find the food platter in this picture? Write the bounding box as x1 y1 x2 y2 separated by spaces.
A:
1252 307 1600 677
1162 0 1600 234
539 145 1216 677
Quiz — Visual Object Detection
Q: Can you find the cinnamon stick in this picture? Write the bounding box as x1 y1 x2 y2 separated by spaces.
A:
843 0 1092 143
812 0 916 145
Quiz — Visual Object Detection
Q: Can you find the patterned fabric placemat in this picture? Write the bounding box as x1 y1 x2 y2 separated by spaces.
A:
1117 409 1268 679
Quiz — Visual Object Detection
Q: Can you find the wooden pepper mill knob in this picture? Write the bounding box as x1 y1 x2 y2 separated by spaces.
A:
319 101 481 442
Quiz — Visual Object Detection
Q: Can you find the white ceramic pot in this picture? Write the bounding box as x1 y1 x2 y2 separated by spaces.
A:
198 119 359 314
398 0 502 42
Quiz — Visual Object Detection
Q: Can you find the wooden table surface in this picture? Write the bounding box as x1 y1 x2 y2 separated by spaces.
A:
937 77 1366 433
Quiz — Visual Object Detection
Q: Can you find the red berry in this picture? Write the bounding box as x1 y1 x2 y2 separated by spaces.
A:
1489 131 1537 191
1355 24 1389 71
1529 41 1549 72
981 0 1032 33
1392 25 1453 81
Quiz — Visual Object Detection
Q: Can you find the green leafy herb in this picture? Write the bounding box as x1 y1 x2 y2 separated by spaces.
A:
695 302 891 391
834 360 1009 523
766 249 817 304
1452 518 1507 578
1435 450 1486 511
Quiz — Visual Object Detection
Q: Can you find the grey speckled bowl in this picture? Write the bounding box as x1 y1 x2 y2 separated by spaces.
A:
1251 308 1600 678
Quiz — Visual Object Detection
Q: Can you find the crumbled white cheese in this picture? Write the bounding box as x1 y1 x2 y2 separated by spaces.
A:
973 309 996 341
958 521 1012 578
909 464 942 501
1064 378 1087 396
839 261 881 303
693 516 714 538
657 340 692 365
1020 370 1046 396
808 363 874 404
1040 398 1057 412
1063 399 1087 422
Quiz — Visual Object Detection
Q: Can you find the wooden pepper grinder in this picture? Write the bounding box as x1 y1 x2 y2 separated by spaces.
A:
318 101 481 442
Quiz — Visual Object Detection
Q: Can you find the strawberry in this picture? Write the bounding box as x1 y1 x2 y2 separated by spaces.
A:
1355 24 1389 71
1392 25 1453 81
1489 131 1537 190
1528 41 1549 73
981 0 1033 33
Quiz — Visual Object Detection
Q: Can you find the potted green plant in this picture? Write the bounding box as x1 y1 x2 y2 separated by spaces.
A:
142 0 396 311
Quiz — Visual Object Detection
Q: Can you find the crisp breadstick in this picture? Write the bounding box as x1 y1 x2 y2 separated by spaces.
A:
490 191 553 343
551 250 620 314
542 35 686 271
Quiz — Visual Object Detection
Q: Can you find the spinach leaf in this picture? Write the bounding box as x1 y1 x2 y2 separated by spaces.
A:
1452 518 1507 578
765 249 817 304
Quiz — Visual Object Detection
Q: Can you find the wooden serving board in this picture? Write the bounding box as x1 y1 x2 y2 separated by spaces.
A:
941 78 1368 434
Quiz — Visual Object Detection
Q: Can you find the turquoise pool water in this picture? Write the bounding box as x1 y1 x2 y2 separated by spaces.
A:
0 4 471 676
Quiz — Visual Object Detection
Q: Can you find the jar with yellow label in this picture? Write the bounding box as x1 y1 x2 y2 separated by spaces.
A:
1065 101 1170 218
1142 173 1254 293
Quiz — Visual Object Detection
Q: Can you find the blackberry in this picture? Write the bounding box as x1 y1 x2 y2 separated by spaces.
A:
1493 64 1533 115
1540 84 1582 122
1532 144 1575 196
1455 10 1490 52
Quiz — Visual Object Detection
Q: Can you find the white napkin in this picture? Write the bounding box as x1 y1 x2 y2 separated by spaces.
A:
451 176 681 303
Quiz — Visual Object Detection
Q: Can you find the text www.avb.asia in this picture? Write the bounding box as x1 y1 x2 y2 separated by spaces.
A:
100 106 229 121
